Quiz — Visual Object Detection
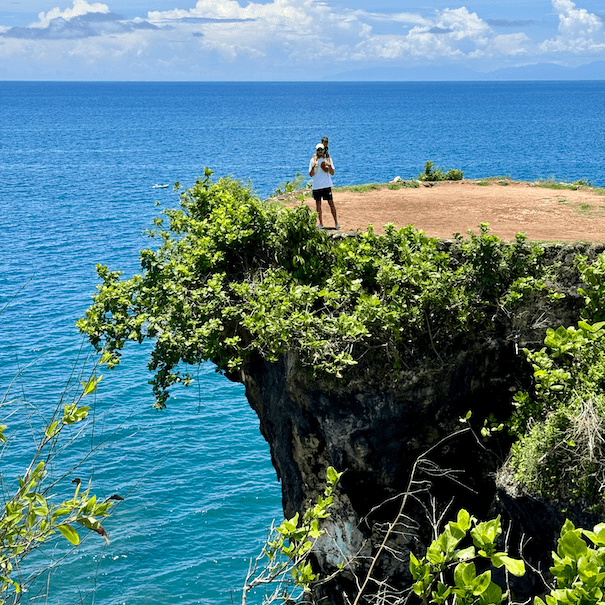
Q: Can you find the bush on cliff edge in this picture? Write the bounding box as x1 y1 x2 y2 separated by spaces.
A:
77 170 552 409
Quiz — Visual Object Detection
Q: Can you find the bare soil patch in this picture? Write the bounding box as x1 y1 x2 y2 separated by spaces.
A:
293 180 605 241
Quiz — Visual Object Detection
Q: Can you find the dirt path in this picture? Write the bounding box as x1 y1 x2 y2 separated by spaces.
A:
293 179 605 241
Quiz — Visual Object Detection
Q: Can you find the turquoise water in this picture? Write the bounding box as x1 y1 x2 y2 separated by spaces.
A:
1 81 605 604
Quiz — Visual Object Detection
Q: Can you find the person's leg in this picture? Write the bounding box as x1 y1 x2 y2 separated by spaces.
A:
326 190 339 228
313 190 323 226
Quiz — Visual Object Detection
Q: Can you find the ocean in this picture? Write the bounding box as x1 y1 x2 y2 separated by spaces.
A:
1 81 604 605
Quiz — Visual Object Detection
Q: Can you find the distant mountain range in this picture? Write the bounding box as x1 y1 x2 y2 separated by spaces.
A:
326 61 605 81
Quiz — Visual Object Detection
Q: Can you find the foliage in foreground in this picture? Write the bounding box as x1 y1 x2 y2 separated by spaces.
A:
78 169 553 409
0 357 118 604
249 472 605 605
411 509 525 605
242 467 341 604
413 511 605 605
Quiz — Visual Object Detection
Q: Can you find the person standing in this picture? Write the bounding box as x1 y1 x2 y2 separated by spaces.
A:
309 142 339 230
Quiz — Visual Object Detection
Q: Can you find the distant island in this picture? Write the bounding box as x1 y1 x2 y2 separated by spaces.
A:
327 59 605 81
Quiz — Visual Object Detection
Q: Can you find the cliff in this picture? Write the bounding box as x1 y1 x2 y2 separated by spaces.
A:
240 242 605 603
77 174 605 603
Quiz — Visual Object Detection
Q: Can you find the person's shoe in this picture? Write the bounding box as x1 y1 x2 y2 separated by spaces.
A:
335 224 341 230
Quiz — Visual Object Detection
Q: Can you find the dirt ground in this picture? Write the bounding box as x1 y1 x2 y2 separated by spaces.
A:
294 179 605 242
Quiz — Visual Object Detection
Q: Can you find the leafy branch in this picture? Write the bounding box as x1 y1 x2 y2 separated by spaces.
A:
242 466 342 605
0 353 120 604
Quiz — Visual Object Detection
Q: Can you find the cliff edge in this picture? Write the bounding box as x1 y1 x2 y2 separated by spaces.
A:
240 242 605 603
77 173 605 603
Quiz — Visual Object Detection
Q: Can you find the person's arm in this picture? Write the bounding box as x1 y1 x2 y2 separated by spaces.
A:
309 157 317 177
327 158 334 176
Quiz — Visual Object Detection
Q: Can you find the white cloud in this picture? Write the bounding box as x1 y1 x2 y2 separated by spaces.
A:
351 10 430 27
35 0 110 28
437 7 490 42
1 1 157 40
470 32 531 59
540 0 605 53
0 0 603 79
146 0 376 63
350 6 493 61
147 0 315 32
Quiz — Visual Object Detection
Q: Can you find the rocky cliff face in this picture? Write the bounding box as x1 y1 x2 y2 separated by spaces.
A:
239 243 605 603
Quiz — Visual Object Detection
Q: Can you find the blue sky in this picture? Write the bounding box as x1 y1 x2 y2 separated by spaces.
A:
0 0 604 79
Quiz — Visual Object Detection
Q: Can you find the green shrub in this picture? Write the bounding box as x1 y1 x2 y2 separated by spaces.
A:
536 178 593 191
577 253 605 322
411 509 524 605
412 511 605 605
270 172 308 198
418 161 464 182
445 168 464 181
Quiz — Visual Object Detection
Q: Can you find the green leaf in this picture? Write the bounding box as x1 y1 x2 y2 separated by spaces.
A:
45 421 60 439
438 525 464 554
456 509 472 531
326 466 341 486
432 583 452 604
491 553 526 577
409 552 422 577
558 529 587 561
427 546 445 565
455 546 476 562
57 524 80 545
81 374 102 396
472 571 492 596
478 581 503 605
454 562 476 588
584 524 605 547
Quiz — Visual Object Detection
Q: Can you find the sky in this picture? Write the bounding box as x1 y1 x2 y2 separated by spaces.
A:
0 0 604 80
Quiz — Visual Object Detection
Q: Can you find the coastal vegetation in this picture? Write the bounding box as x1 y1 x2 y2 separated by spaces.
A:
242 467 341 604
534 177 593 191
334 179 420 193
76 171 605 602
269 158 469 202
250 439 605 605
411 511 605 605
78 169 552 407
267 172 421 203
476 177 511 186
77 172 605 505
506 254 605 509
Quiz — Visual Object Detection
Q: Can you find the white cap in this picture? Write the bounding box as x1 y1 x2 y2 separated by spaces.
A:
316 143 325 149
